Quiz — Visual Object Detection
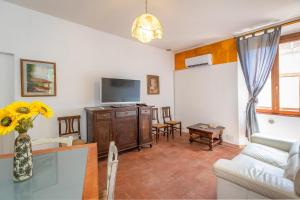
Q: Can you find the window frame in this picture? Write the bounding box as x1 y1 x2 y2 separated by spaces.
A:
256 32 300 117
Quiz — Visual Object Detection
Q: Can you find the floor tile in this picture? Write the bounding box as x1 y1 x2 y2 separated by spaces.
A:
99 132 241 199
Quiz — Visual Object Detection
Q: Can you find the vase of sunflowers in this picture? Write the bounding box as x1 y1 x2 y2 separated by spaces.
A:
0 101 53 182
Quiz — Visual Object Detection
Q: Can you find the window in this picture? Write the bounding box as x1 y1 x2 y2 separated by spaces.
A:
257 32 300 116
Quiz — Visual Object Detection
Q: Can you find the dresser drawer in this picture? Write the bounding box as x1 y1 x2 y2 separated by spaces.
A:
116 110 137 118
96 112 111 120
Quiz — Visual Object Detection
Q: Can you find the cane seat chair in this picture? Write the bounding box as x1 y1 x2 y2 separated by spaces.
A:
161 106 182 137
152 108 170 143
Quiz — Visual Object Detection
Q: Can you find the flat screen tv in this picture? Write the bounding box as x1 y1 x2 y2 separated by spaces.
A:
101 78 141 104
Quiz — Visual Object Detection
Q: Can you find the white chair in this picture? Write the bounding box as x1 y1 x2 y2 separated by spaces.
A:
103 141 118 200
32 136 73 147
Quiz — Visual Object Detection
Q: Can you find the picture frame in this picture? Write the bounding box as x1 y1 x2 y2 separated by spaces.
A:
147 75 160 95
20 59 56 97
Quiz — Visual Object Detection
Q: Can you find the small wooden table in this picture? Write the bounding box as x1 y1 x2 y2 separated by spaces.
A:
187 123 225 151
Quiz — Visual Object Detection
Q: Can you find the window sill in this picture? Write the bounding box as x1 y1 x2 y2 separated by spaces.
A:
256 108 300 118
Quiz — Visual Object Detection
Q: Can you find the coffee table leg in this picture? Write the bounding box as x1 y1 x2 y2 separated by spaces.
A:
189 131 193 144
219 134 223 145
209 137 213 151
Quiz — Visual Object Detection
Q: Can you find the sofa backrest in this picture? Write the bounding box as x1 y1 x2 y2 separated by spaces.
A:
284 140 300 195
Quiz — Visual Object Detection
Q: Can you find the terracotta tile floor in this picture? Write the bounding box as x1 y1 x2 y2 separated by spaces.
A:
98 133 241 199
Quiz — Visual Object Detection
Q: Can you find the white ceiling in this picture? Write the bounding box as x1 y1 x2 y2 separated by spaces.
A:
5 0 300 51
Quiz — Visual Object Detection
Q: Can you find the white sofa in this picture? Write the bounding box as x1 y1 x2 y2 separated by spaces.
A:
213 134 300 199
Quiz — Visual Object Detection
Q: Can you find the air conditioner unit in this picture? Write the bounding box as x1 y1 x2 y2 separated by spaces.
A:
185 54 212 68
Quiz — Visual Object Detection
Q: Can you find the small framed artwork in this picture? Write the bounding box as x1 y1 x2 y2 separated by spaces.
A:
20 59 56 97
147 75 160 95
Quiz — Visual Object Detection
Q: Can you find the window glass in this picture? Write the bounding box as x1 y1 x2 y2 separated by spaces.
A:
257 75 272 108
279 40 300 111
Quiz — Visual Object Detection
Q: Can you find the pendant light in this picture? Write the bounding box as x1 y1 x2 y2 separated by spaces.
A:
131 0 163 43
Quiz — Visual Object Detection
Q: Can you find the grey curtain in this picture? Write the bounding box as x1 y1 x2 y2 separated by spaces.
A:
237 27 281 138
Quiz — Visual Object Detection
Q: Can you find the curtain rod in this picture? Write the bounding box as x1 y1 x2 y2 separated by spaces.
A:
235 17 300 38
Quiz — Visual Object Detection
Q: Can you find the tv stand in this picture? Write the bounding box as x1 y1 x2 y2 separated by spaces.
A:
85 105 153 157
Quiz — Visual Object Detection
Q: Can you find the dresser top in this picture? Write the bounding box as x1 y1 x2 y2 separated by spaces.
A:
85 106 114 111
85 105 153 112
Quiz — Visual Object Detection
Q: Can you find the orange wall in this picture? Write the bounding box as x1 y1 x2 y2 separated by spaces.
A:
174 38 238 70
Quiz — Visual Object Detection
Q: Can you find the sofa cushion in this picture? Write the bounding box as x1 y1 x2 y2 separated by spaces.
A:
284 153 299 181
241 143 288 169
232 154 284 177
213 159 297 199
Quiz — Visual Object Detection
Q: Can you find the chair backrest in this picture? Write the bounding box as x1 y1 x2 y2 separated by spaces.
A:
58 115 81 138
107 141 118 200
162 106 172 123
151 108 160 124
32 136 73 147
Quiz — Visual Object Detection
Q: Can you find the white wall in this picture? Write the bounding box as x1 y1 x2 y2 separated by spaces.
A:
0 53 15 153
237 60 249 145
175 62 240 144
258 114 300 141
0 1 174 141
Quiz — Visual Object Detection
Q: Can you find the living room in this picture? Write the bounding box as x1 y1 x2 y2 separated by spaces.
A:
0 0 300 199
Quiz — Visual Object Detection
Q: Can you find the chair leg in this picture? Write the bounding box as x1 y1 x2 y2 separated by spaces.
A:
166 127 169 141
179 122 182 136
172 125 174 139
156 128 159 144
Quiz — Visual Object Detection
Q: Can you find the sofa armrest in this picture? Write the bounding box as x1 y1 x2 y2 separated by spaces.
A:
213 159 298 199
251 134 294 152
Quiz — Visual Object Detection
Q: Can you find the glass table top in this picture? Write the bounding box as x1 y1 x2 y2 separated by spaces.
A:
0 148 88 200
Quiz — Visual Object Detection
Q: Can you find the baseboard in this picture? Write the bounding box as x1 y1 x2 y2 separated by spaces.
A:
222 141 245 149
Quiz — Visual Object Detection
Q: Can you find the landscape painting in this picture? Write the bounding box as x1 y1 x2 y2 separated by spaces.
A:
21 59 56 97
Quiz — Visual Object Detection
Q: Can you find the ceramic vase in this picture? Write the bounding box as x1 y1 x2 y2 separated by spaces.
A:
13 132 33 182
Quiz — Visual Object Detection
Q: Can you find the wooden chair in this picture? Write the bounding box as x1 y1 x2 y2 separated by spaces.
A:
162 106 182 137
152 108 170 143
101 141 118 200
32 136 73 147
58 115 85 145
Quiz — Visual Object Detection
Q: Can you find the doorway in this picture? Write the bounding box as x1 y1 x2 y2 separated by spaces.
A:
0 52 15 154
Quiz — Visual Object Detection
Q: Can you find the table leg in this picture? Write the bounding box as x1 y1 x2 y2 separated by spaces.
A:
189 132 193 144
219 133 223 145
209 137 213 151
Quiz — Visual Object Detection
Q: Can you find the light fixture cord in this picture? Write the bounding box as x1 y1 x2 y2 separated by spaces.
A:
145 0 148 13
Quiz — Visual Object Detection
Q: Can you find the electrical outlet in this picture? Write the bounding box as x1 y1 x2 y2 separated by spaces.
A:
268 119 275 124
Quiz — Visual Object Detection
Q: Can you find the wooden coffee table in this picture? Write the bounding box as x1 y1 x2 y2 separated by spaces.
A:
187 123 225 151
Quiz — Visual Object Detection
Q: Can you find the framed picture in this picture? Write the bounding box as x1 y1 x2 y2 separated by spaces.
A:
147 75 160 95
20 59 56 97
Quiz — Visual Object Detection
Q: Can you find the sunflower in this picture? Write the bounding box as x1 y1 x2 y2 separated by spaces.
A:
0 109 17 136
31 101 53 118
5 101 37 119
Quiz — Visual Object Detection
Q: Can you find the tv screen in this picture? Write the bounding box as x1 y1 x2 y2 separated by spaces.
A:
101 78 141 103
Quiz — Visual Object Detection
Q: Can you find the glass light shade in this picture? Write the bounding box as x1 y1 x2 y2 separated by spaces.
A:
131 13 163 43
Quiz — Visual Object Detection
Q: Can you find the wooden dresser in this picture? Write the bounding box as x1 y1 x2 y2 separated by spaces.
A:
85 105 152 157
